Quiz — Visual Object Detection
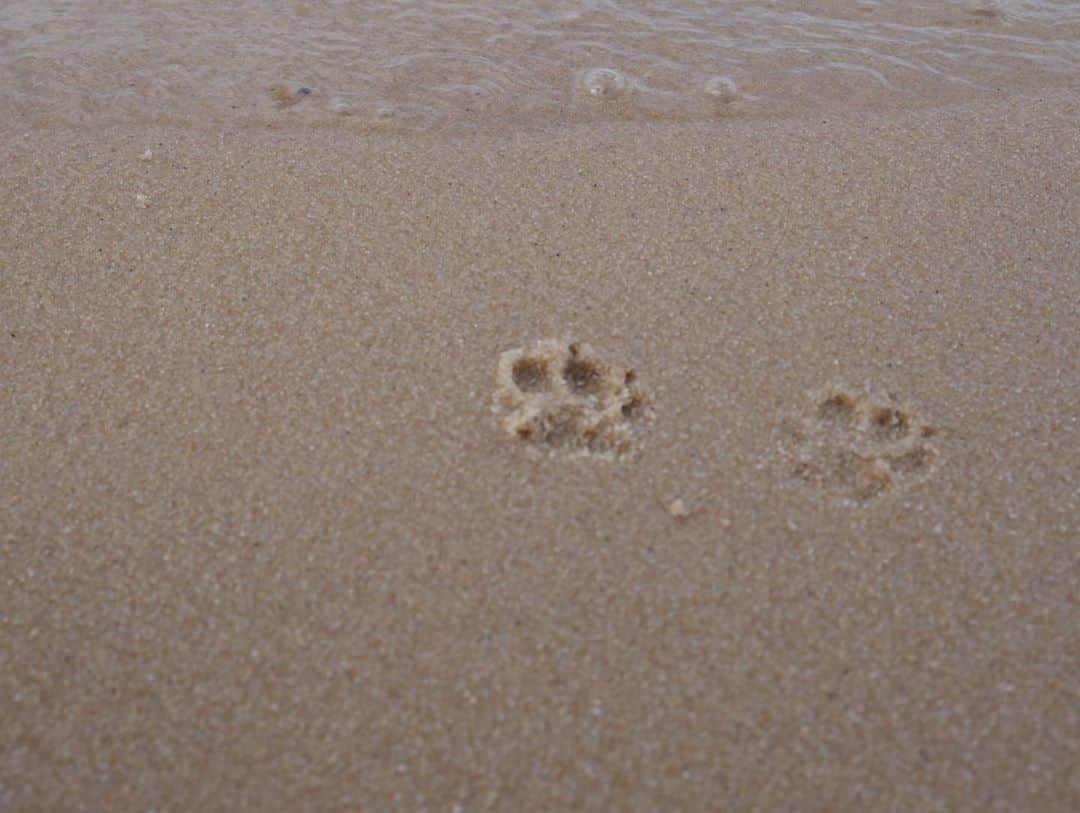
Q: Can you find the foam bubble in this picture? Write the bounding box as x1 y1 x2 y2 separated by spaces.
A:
582 68 628 99
704 76 739 103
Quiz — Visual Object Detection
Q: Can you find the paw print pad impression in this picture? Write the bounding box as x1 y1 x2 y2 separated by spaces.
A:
779 386 941 503
494 339 648 458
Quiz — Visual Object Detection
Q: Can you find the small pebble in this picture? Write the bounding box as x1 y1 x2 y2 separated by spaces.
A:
270 83 312 109
666 497 691 519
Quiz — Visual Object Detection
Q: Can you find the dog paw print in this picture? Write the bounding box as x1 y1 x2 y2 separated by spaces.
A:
779 386 940 503
494 339 648 458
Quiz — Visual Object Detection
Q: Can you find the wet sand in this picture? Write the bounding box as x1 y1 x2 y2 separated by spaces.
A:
1 90 1078 810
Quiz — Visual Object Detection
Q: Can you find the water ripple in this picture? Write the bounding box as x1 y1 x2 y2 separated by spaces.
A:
1 1 1077 130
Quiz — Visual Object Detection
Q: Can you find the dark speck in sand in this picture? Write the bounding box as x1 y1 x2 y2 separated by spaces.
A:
298 87 312 96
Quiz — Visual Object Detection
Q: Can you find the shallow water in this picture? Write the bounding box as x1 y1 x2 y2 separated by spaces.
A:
2 1 1078 130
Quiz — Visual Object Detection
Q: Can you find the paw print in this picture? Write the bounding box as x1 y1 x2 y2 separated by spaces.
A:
779 386 940 503
494 339 648 457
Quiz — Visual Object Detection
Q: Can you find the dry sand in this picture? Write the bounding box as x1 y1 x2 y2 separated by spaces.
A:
1 90 1078 810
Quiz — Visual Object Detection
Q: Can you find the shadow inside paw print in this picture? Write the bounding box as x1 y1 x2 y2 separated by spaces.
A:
494 339 648 458
781 385 940 503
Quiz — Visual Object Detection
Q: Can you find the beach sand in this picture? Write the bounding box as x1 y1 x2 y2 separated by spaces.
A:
2 90 1078 810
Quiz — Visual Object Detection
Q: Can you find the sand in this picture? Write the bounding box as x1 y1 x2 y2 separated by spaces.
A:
1 90 1078 811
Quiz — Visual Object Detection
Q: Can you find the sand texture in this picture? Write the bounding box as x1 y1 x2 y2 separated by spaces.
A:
1 91 1078 811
